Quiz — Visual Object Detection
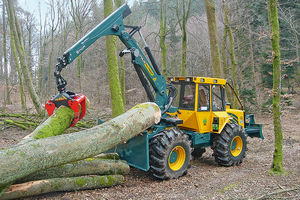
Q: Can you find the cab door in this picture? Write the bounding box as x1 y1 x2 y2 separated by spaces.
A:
195 84 212 133
172 81 198 131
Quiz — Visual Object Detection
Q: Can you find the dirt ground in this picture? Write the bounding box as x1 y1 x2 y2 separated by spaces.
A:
1 94 299 200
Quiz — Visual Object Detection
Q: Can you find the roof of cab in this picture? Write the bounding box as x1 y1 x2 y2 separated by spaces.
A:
167 76 227 85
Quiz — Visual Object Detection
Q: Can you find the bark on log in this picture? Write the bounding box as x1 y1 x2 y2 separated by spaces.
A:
0 175 124 200
18 158 129 183
20 105 81 143
0 102 161 188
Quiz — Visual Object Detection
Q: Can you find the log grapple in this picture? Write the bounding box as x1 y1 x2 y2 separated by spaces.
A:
45 57 87 127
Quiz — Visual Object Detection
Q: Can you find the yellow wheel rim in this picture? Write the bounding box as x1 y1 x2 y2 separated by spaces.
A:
230 136 243 157
168 146 186 171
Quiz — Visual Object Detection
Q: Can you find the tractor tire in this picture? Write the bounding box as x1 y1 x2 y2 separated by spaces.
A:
212 123 247 166
192 148 206 159
149 128 192 180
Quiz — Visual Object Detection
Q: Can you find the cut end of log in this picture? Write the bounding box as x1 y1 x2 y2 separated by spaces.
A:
6 180 48 192
130 102 161 124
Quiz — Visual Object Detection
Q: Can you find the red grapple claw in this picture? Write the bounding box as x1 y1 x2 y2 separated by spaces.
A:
45 100 56 116
45 93 87 127
68 94 86 127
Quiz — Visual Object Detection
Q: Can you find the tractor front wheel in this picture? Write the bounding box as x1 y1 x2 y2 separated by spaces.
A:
212 123 247 166
149 128 192 179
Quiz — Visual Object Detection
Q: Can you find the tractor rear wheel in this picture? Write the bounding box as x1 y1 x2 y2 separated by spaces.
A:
149 128 192 179
212 123 247 166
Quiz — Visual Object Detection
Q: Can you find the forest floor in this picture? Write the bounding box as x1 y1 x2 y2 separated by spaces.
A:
0 92 300 200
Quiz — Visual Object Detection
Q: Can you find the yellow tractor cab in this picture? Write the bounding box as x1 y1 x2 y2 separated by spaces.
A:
167 76 245 134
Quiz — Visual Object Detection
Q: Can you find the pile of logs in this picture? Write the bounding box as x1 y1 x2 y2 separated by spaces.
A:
0 102 161 199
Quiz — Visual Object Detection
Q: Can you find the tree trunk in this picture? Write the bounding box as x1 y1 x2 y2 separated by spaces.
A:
104 0 125 117
1 175 124 200
5 0 44 115
268 0 283 174
2 4 12 106
247 19 258 103
204 0 222 78
47 33 54 96
70 0 83 92
223 2 238 108
180 24 187 76
224 7 238 96
176 0 191 76
9 25 26 110
115 0 126 106
160 0 167 75
221 25 234 105
0 102 161 188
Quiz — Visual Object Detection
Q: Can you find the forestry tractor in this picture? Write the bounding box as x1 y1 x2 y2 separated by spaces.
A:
46 4 264 179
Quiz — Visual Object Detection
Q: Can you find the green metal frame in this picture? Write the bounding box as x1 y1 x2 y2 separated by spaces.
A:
245 114 264 140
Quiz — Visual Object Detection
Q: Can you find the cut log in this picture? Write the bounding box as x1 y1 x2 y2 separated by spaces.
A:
20 106 78 142
0 102 161 188
18 158 129 183
0 175 124 200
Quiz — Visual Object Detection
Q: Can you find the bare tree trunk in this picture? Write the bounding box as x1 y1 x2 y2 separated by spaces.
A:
2 4 12 106
46 0 59 96
70 0 82 91
9 25 26 110
176 0 192 76
0 102 161 188
247 19 258 103
268 0 283 174
204 0 222 78
104 0 124 117
223 1 238 107
160 0 167 75
5 0 43 115
221 25 234 105
115 0 126 106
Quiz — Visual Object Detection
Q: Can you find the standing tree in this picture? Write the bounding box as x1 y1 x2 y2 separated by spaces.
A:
5 0 44 115
223 2 238 95
46 0 60 96
160 0 167 75
70 0 93 92
9 20 26 110
176 0 192 76
2 3 12 106
268 0 283 174
204 0 222 78
221 0 239 107
37 3 49 95
104 0 124 117
114 0 126 106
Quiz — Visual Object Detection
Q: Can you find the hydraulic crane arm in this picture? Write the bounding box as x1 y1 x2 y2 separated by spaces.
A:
54 4 175 113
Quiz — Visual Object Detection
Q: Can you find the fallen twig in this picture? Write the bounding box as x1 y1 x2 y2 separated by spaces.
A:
256 186 300 200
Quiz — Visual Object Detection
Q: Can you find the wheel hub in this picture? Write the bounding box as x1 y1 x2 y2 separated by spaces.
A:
168 146 186 171
230 136 243 157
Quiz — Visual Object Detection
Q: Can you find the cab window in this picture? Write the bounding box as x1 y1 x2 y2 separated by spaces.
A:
198 84 210 111
173 82 195 110
212 85 225 111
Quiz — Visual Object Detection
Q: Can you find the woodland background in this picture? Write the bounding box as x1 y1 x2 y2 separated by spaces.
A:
0 0 299 114
0 0 299 199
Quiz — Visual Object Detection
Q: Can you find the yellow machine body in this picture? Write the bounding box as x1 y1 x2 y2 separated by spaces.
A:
167 77 244 134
